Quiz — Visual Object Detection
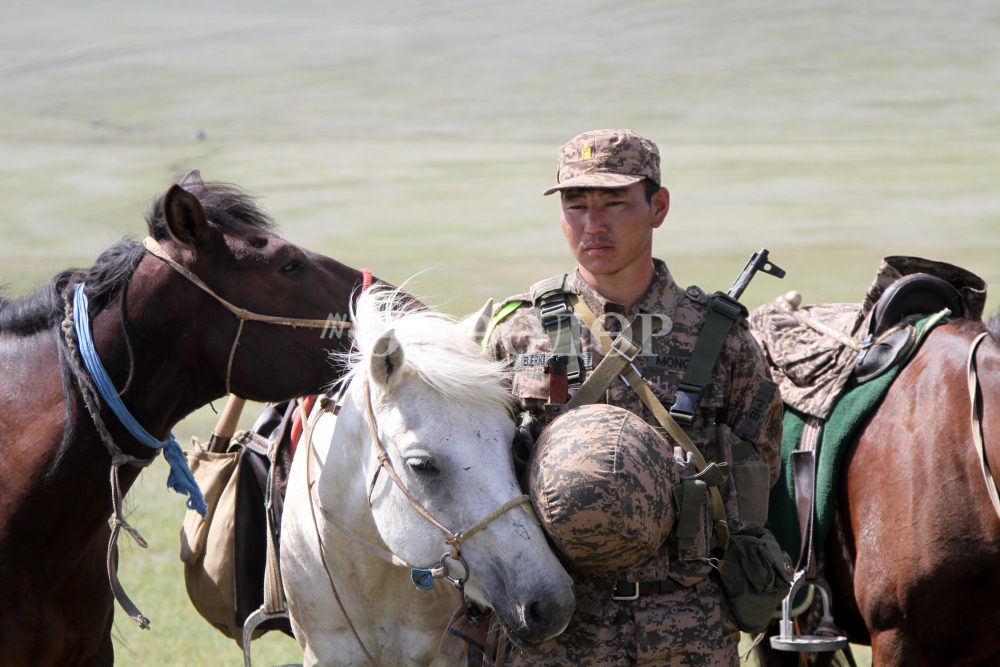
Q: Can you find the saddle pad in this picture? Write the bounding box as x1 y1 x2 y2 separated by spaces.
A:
767 311 949 565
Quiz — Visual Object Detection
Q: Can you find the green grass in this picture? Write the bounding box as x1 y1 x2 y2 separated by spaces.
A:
4 0 1000 664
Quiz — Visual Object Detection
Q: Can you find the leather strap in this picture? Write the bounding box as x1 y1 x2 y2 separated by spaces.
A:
968 332 1000 518
565 297 730 553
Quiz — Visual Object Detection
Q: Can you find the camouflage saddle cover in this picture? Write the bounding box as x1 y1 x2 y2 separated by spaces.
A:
750 255 987 421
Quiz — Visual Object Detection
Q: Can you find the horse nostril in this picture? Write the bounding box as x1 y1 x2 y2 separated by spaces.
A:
525 599 550 635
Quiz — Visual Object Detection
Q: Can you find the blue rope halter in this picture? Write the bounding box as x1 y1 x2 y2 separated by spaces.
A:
72 283 207 517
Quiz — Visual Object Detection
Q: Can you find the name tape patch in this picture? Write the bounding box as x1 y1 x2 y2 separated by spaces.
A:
515 352 594 370
645 354 691 371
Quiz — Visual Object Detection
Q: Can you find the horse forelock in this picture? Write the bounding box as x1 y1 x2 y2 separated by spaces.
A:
338 285 514 410
145 181 275 241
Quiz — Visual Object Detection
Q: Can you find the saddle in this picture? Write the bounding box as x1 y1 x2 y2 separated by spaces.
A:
750 255 987 420
853 273 965 383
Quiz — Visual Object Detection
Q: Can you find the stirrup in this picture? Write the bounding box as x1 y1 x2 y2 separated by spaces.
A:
242 606 292 667
769 575 848 653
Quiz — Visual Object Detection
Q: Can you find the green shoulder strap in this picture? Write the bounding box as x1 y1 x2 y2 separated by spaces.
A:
481 300 524 352
532 275 582 381
669 291 749 426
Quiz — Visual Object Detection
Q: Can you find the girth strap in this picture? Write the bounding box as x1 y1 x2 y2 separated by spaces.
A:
968 332 1000 519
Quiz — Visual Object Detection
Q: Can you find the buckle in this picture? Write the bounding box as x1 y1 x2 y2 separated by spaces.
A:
610 335 640 363
669 385 702 425
539 303 570 327
611 581 640 601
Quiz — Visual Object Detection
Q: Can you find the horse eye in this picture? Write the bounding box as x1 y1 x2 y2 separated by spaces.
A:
280 259 305 275
407 459 438 475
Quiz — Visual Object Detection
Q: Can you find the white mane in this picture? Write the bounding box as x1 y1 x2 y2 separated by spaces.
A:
337 285 513 409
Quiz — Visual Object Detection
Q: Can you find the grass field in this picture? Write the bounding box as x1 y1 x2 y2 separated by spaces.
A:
3 0 1000 664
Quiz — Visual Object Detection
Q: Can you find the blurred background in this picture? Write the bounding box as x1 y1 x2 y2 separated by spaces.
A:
2 1 998 664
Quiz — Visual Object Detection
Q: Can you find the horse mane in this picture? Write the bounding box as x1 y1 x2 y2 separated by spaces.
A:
340 285 514 409
0 182 274 336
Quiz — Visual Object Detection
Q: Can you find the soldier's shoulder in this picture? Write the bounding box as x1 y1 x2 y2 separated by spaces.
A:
487 292 536 342
494 292 531 312
528 273 574 302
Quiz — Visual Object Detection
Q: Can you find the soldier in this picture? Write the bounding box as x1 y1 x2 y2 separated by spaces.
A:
483 129 784 666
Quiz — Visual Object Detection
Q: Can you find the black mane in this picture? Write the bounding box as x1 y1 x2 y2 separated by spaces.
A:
0 182 275 336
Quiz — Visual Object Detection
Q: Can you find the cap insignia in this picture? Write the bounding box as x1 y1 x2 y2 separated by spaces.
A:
581 142 592 160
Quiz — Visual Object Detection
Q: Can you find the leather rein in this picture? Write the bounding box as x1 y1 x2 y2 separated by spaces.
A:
301 378 536 667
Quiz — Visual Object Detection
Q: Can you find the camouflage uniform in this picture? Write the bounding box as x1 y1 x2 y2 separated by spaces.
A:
486 263 783 667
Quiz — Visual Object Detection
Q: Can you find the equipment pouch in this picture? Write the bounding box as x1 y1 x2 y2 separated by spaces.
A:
719 528 794 633
718 424 771 532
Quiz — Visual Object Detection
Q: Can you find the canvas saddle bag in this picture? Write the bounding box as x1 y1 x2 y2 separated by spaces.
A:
179 400 297 647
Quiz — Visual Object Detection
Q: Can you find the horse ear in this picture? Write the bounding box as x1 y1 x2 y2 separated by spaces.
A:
457 298 494 345
180 169 204 189
163 184 211 248
370 329 406 389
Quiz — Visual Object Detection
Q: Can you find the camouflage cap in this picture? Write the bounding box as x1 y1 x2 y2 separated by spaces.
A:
543 129 661 196
528 404 679 576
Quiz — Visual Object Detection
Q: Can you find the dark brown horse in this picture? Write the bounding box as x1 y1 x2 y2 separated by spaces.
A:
759 316 1000 667
0 175 369 666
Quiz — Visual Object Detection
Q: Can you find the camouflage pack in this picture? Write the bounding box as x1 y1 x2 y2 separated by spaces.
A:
528 404 680 576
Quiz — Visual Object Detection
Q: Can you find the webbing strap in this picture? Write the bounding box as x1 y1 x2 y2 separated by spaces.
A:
568 297 730 553
672 479 708 552
669 293 746 425
566 310 643 409
534 275 582 381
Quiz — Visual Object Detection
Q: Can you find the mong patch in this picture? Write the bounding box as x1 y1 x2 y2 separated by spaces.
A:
515 352 594 370
645 354 691 372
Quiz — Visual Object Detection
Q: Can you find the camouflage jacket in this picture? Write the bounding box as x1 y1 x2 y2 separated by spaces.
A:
486 260 783 590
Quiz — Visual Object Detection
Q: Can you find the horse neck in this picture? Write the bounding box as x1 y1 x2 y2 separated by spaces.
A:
320 381 385 545
89 260 227 452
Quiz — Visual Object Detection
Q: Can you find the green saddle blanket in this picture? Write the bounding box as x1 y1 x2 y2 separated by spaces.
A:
767 311 950 565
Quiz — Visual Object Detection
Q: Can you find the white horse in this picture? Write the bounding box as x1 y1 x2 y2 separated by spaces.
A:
281 287 575 667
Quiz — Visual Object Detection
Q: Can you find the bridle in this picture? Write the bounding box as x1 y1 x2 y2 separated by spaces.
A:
142 237 352 394
60 236 355 631
302 377 537 667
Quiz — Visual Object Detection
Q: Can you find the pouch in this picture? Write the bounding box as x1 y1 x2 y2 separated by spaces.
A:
719 528 794 633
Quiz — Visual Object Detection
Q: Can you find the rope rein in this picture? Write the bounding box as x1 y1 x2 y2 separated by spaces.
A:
142 237 351 394
61 291 157 630
62 237 357 630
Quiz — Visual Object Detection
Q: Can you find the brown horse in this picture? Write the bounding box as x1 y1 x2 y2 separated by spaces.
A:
759 316 1000 667
0 176 369 666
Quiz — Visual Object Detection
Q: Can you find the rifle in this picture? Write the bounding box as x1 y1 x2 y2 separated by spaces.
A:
727 248 786 301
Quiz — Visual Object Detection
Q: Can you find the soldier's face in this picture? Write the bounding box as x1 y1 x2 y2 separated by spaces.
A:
560 182 668 278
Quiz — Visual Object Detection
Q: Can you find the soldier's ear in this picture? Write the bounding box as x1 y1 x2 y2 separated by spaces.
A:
651 187 669 229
